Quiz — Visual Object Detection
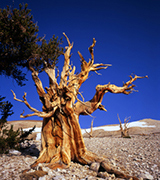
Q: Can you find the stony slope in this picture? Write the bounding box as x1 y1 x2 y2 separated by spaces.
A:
0 119 159 180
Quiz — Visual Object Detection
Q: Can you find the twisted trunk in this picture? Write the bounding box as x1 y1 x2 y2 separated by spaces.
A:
30 85 139 179
12 33 147 180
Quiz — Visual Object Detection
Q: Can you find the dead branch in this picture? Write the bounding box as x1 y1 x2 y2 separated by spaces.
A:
88 38 96 63
77 39 111 88
11 90 57 118
20 109 56 118
85 120 94 138
11 34 146 180
96 75 148 95
117 114 131 138
60 33 73 87
29 65 46 96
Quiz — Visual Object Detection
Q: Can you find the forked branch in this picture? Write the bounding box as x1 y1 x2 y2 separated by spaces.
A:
29 65 53 110
60 35 112 95
117 114 131 138
77 38 111 88
11 90 56 118
75 74 147 116
96 75 148 95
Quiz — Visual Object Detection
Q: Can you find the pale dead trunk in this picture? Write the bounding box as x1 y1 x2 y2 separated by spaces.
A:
118 114 131 138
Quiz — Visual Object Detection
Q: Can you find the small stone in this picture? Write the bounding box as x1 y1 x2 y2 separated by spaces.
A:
90 162 100 172
138 172 154 180
38 175 48 180
53 175 66 180
37 163 43 170
56 168 61 172
48 169 55 177
61 169 67 173
42 166 50 172
111 173 115 179
9 149 21 155
97 171 109 179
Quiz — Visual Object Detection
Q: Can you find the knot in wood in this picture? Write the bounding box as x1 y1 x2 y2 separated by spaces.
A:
57 89 63 97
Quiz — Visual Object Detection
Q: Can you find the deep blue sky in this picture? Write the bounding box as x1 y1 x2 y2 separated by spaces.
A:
1 0 160 128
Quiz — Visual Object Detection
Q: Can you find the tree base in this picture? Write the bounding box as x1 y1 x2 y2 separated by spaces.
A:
31 150 139 180
30 117 139 180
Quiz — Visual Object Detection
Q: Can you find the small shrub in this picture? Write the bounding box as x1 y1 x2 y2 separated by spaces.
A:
0 124 36 154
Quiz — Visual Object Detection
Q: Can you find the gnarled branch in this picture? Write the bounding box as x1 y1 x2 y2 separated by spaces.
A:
11 90 57 118
75 74 147 116
77 39 111 88
60 33 73 87
96 75 148 95
29 65 52 110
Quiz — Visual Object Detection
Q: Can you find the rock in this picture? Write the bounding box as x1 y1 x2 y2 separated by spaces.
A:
47 169 55 176
111 174 115 179
90 162 100 172
138 172 154 180
20 170 48 180
98 171 109 178
53 175 66 180
38 175 49 180
9 149 21 155
0 133 159 180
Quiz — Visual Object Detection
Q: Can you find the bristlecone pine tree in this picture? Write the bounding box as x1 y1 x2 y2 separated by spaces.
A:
12 33 147 179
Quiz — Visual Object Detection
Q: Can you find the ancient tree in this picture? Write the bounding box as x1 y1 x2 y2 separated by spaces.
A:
12 33 147 179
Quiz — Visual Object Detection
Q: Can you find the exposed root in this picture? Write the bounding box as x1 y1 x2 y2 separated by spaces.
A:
100 160 139 180
31 152 139 180
46 161 70 170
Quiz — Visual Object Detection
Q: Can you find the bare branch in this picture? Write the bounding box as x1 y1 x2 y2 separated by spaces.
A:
60 33 73 87
98 104 107 112
29 65 46 97
96 75 148 95
90 63 112 71
88 38 96 64
44 65 58 90
63 32 71 46
78 91 85 102
85 120 94 138
117 114 123 132
20 109 56 118
11 90 39 113
77 39 111 89
11 90 57 118
75 74 147 116
117 114 131 138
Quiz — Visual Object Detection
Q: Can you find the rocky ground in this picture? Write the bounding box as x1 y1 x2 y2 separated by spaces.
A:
0 133 159 180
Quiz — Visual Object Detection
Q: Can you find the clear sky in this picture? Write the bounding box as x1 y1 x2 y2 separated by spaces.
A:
1 0 160 128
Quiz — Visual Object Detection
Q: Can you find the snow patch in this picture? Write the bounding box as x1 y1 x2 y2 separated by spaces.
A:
23 121 155 140
36 133 41 140
23 127 41 133
81 121 155 134
23 127 41 140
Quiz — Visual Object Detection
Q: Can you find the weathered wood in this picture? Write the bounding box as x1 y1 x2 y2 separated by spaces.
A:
118 114 131 138
12 33 147 179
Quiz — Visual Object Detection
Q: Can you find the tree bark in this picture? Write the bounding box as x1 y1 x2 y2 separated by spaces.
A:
12 34 147 180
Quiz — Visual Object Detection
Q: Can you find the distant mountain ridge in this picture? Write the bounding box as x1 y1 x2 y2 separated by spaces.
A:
8 118 160 140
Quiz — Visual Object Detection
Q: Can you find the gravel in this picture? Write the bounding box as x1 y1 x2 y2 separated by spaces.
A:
0 133 159 180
